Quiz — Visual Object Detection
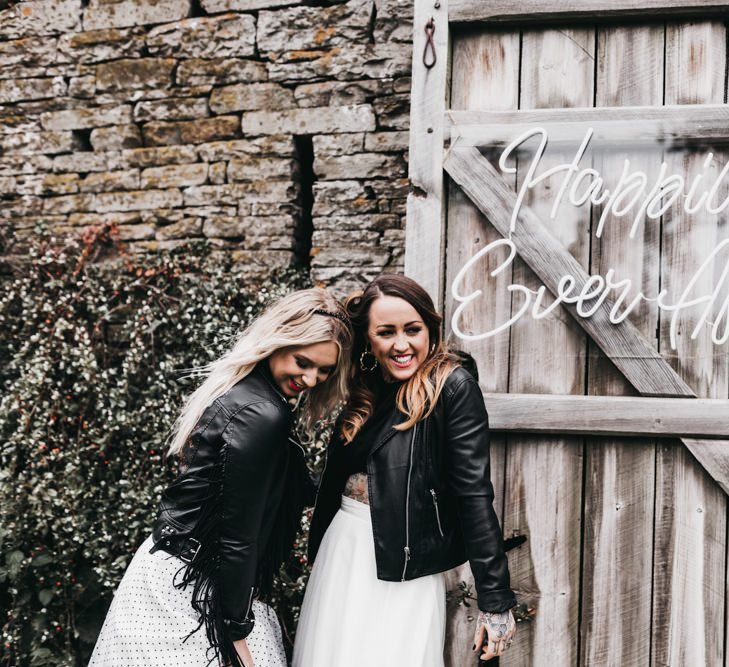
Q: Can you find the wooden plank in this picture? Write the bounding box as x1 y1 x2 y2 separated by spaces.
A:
682 439 729 494
445 32 520 389
500 28 594 667
443 145 696 398
449 0 729 24
652 21 728 667
405 0 449 310
443 29 520 667
681 440 729 487
446 103 729 146
484 393 729 438
581 26 663 666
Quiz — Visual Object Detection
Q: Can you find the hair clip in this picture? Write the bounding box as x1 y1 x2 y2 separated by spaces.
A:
313 308 351 326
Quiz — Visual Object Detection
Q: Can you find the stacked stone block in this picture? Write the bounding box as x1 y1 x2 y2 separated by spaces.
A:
0 0 413 292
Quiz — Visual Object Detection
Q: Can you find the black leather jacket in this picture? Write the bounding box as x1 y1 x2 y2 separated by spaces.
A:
309 366 516 613
150 364 313 663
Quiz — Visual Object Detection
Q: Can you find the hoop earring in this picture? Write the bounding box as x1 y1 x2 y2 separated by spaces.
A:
359 345 378 371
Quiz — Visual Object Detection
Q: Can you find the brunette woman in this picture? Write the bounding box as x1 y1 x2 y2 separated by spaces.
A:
89 288 352 667
293 275 516 666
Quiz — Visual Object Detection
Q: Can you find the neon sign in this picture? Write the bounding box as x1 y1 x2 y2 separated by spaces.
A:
451 127 729 349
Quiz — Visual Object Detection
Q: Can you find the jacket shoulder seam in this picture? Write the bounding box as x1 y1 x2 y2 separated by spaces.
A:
213 398 232 419
198 403 227 437
442 368 473 401
228 398 288 421
221 399 289 437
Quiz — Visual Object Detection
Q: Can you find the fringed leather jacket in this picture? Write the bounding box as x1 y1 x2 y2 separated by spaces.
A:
309 365 517 614
151 363 313 666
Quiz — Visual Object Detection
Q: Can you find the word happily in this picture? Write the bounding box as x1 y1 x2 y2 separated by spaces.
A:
502 127 729 239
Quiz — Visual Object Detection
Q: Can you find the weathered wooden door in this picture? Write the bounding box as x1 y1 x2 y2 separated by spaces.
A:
406 2 729 665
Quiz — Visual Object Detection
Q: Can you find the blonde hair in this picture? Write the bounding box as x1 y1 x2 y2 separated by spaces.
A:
340 275 458 444
168 288 352 457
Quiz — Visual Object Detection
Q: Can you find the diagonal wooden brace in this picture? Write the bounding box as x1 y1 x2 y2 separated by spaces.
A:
443 143 729 494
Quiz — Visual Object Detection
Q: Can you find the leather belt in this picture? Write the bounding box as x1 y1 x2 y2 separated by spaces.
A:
152 533 201 564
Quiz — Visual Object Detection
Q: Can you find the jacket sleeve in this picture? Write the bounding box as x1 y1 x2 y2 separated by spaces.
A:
218 399 289 639
443 374 517 613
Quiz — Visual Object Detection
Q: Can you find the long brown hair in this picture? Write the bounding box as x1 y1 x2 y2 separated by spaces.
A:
340 274 457 443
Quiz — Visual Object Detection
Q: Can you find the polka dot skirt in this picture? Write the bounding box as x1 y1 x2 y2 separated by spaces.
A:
89 535 287 667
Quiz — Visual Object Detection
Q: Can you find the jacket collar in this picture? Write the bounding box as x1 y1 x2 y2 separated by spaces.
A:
369 427 399 456
254 361 290 405
368 406 411 457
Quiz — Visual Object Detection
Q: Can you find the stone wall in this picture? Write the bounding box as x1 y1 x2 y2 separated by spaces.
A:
0 0 412 293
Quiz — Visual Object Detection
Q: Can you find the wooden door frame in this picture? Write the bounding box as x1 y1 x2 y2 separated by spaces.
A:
449 0 729 24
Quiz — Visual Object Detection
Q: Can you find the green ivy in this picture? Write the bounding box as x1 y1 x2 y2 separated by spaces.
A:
0 226 317 665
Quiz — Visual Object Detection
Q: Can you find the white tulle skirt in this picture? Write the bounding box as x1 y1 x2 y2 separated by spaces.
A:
88 535 287 667
293 495 446 667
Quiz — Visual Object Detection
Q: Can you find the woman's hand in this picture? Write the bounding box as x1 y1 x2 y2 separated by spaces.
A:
472 609 516 661
233 638 255 667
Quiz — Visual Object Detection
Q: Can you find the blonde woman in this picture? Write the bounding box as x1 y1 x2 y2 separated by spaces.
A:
294 275 515 666
89 288 352 667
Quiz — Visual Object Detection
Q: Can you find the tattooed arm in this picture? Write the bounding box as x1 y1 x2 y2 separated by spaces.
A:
343 473 370 504
472 609 516 661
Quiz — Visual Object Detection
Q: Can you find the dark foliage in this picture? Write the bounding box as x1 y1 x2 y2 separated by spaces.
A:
0 227 315 665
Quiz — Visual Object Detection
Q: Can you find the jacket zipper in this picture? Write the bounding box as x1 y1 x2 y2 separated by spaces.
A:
311 440 330 517
401 424 417 581
244 586 255 619
288 436 306 457
430 488 444 537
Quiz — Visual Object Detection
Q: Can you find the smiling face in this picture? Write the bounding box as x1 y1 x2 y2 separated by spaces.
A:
367 295 430 382
267 341 339 398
